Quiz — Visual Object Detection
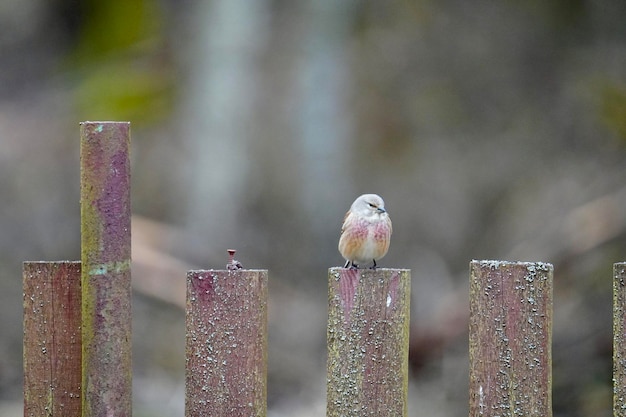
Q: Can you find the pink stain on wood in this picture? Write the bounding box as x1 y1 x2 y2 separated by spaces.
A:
469 261 553 417
96 149 131 263
327 268 411 417
387 270 401 307
80 121 132 417
81 122 131 264
338 268 359 322
186 269 268 417
190 272 217 303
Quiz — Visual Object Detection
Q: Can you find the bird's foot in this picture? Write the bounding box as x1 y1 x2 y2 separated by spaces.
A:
344 260 359 270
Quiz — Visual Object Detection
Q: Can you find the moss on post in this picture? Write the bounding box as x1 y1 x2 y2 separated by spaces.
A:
80 121 132 417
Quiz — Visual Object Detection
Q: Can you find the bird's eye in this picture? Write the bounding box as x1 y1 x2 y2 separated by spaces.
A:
368 203 376 208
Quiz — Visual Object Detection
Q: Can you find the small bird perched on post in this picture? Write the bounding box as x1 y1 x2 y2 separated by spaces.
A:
338 194 392 269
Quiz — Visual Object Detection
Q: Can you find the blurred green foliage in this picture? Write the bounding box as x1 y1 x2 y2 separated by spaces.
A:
600 83 626 143
67 0 172 124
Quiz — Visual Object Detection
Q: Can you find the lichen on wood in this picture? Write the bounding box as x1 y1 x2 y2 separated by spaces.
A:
185 269 268 417
613 262 626 415
327 267 411 417
469 260 553 417
80 121 132 417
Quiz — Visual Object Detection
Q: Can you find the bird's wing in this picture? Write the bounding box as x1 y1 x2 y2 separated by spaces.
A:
340 210 352 235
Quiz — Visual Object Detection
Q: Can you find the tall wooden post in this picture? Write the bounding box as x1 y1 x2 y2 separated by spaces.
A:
614 262 626 416
185 268 268 417
80 121 132 417
23 261 82 417
469 260 553 417
327 267 411 417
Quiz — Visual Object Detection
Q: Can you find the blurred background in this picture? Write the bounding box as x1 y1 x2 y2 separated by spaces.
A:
1 0 626 416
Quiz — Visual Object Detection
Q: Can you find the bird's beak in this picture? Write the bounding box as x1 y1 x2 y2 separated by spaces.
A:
377 207 386 214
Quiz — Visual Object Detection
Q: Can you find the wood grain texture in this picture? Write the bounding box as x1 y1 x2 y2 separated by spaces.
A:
614 262 626 416
23 261 82 417
327 268 411 417
80 121 132 417
185 269 268 417
469 260 553 417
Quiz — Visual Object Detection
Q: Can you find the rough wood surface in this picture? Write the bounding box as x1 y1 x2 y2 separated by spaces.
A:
80 121 132 417
469 260 553 417
614 262 626 415
23 261 82 417
327 268 411 417
185 269 268 417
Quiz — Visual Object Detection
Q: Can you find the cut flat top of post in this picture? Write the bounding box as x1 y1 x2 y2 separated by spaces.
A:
188 269 268 272
328 267 410 273
471 259 553 269
23 260 80 264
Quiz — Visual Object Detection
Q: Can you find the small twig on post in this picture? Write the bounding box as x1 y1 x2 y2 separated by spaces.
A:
185 257 268 417
469 260 553 417
614 262 626 415
327 267 411 417
80 121 132 417
23 261 82 417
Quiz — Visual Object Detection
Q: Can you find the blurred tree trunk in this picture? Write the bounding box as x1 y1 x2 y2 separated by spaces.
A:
181 0 269 250
294 0 357 254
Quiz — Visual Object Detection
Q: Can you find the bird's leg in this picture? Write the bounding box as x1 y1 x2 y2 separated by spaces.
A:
370 259 377 270
344 260 359 270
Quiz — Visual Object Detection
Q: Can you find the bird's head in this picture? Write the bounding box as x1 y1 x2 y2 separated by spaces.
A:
352 194 387 218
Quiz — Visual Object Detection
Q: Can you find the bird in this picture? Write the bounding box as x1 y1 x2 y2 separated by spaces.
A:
338 194 392 269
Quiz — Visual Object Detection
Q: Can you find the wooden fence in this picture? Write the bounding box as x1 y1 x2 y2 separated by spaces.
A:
20 121 626 416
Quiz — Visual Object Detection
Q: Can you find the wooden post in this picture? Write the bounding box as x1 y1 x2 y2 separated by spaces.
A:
614 262 626 416
80 121 132 417
23 261 82 417
185 269 268 417
469 260 553 417
327 267 411 417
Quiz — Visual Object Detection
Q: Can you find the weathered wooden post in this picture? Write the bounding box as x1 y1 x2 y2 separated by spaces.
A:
23 261 82 417
80 121 132 416
469 260 553 417
327 267 411 417
185 252 268 417
614 262 626 416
